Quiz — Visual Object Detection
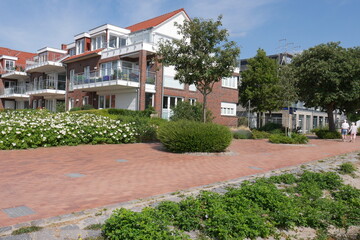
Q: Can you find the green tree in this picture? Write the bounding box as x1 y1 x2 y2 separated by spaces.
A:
239 49 284 127
291 42 360 131
157 16 240 122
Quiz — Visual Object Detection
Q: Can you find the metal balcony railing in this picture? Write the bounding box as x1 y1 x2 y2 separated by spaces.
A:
26 52 67 68
27 79 66 91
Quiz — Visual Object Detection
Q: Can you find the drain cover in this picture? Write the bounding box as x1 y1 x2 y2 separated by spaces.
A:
65 173 85 178
248 166 263 170
116 159 128 163
2 206 35 218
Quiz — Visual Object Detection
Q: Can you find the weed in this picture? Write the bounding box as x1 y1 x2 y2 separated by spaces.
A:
12 226 43 235
338 162 357 175
84 223 103 230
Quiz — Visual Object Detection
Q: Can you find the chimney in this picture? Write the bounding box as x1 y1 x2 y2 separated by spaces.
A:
61 44 67 51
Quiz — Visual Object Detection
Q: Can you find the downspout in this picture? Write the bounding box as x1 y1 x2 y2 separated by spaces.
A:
64 63 68 111
160 64 164 118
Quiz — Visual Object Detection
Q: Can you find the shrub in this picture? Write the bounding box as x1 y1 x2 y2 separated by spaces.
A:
102 208 188 240
70 107 81 111
0 110 137 150
258 122 283 132
338 162 357 175
170 101 213 122
82 104 95 110
12 226 42 235
56 101 65 112
232 129 253 139
157 121 232 153
269 133 308 144
315 129 341 139
237 117 249 127
252 130 272 139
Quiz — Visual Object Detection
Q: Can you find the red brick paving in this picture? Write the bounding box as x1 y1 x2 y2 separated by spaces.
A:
1 139 359 227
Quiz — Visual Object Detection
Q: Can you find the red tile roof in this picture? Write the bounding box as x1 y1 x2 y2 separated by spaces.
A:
62 49 103 63
126 8 188 32
0 47 36 66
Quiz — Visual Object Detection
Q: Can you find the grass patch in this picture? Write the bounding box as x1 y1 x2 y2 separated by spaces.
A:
84 223 103 230
12 226 42 235
338 162 357 175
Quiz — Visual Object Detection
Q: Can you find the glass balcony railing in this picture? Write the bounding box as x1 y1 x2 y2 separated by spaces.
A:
0 85 29 95
27 79 66 92
26 52 67 68
74 67 144 85
146 71 156 84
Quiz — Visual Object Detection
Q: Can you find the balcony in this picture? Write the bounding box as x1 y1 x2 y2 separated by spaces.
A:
26 79 66 98
0 64 28 80
73 67 156 92
26 52 67 73
0 85 29 99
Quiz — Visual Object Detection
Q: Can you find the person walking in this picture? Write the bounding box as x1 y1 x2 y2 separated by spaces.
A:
349 122 358 142
341 120 350 142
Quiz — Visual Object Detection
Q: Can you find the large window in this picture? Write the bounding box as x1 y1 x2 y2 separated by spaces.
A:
98 95 112 109
69 69 75 90
101 61 118 77
145 93 154 109
76 39 85 54
222 76 238 89
91 35 105 50
109 35 126 48
221 102 236 116
5 60 15 71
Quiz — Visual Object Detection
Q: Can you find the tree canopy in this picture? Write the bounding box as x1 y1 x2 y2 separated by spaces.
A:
291 42 360 131
157 15 240 122
239 49 284 115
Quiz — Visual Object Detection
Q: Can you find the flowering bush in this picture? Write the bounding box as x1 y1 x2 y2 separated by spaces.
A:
0 110 137 150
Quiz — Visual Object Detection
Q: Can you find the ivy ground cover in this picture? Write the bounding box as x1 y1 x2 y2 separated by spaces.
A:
0 110 137 150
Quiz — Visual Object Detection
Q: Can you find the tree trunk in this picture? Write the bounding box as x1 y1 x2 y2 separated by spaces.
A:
326 103 336 132
202 93 207 123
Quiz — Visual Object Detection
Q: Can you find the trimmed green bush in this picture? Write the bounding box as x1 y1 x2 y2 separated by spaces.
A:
252 130 272 139
232 129 253 139
157 121 232 153
315 129 341 139
269 133 308 144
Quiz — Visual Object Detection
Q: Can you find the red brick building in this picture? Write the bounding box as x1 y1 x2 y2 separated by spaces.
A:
0 8 239 126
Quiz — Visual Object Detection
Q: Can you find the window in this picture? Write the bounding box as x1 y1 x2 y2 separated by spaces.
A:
91 35 105 50
163 96 183 110
189 98 196 105
84 66 90 79
163 75 184 89
221 102 236 116
189 84 197 91
33 100 37 109
101 61 118 77
68 48 75 56
69 98 74 110
222 76 238 89
98 95 112 109
83 96 89 105
145 93 154 108
109 35 127 48
76 39 85 54
5 60 15 71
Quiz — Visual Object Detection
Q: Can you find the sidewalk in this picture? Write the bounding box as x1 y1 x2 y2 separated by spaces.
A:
1 139 359 229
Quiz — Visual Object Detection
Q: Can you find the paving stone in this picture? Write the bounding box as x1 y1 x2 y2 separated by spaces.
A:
2 206 35 218
60 224 80 230
0 234 32 240
0 226 12 234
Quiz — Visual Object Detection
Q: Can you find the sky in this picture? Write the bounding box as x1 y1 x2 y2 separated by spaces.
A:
0 0 359 59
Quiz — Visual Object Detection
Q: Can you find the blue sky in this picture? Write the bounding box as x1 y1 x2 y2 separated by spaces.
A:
0 0 359 59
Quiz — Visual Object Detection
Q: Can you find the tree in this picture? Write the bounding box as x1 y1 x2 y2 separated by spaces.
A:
157 16 240 122
239 49 284 127
291 42 360 131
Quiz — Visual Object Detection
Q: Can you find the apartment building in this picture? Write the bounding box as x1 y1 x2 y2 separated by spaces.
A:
0 8 239 126
238 53 342 132
61 8 239 126
0 48 35 109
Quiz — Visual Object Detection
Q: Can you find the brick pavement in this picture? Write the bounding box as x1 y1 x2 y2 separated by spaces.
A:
1 139 359 227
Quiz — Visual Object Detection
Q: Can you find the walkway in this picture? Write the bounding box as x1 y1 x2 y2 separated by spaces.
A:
1 139 359 227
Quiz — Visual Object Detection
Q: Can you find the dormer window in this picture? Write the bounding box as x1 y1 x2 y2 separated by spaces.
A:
109 35 126 48
91 35 105 50
76 39 85 54
5 60 15 71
